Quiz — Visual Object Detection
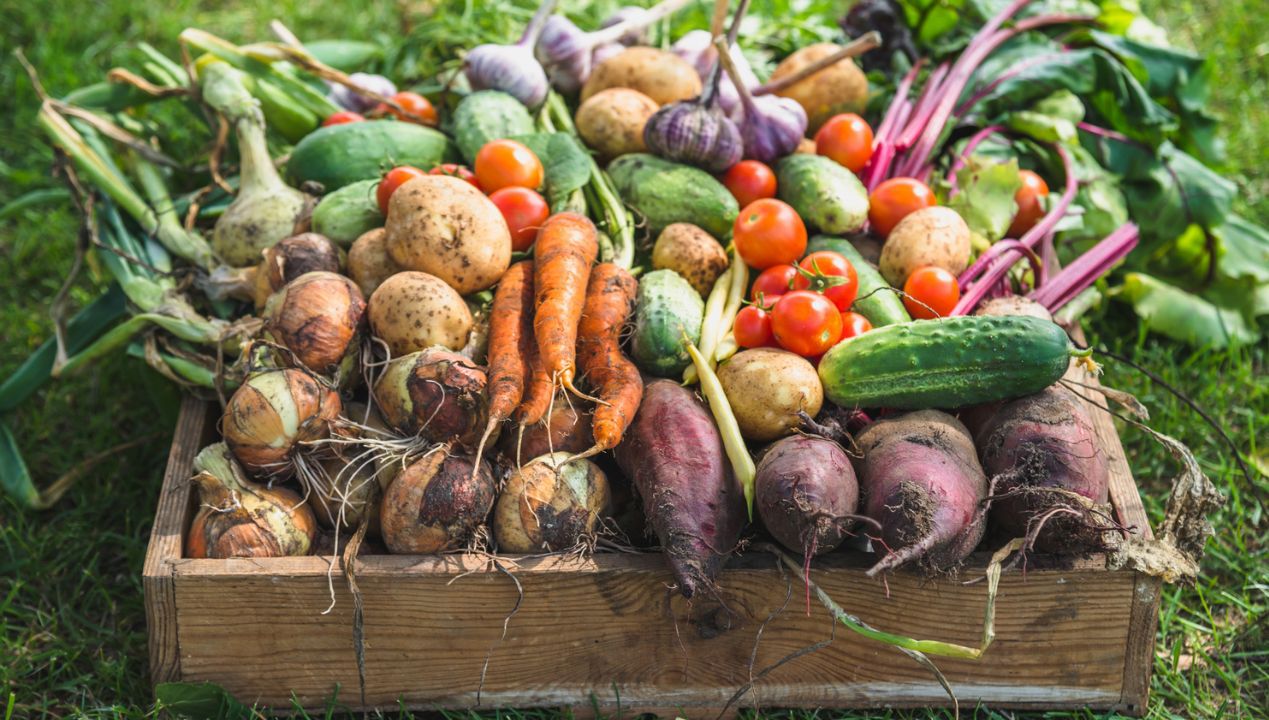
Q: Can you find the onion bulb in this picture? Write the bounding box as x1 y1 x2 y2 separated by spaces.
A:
373 348 487 445
252 233 344 309
262 271 366 376
380 448 496 553
494 452 611 553
186 443 317 558
313 453 382 534
222 368 342 477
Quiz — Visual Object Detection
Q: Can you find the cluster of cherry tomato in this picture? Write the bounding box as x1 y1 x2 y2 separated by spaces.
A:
376 139 550 251
323 91 439 128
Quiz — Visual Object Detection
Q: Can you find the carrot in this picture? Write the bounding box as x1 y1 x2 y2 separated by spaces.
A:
533 212 600 400
472 260 534 470
512 338 553 467
575 263 642 457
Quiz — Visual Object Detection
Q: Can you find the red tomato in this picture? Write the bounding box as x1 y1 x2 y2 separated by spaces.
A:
1008 170 1050 238
377 91 438 126
721 160 777 208
793 251 859 311
868 177 936 238
771 291 843 357
733 305 775 349
490 187 550 252
376 165 427 215
839 311 873 339
474 140 545 193
750 264 798 306
733 199 808 270
814 113 874 173
322 111 365 127
429 163 482 191
902 265 960 320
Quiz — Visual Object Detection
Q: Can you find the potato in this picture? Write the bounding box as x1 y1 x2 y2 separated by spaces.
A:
368 271 472 356
581 47 702 106
385 175 511 294
576 88 658 160
347 228 400 298
718 348 823 442
769 43 868 132
651 223 729 296
879 206 972 287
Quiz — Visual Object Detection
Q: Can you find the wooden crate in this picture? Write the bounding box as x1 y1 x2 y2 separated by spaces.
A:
144 366 1161 717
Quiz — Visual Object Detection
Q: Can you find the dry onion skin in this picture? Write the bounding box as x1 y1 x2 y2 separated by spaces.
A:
494 451 611 553
379 449 497 554
368 270 472 356
373 348 488 445
252 232 344 309
222 368 342 477
313 453 383 535
263 271 367 375
186 443 317 559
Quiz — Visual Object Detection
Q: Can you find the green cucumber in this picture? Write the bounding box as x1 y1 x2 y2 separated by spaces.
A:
607 154 738 240
776 154 868 234
818 316 1085 409
632 269 705 377
806 236 910 327
311 179 383 247
452 91 536 164
287 120 455 191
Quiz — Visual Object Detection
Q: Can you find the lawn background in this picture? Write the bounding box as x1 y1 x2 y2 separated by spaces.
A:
0 1 1264 718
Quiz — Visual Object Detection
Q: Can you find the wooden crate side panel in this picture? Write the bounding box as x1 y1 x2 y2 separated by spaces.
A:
172 556 1133 712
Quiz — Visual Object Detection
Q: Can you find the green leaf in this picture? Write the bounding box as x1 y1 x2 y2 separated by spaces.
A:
509 132 592 211
1113 272 1259 348
0 421 38 508
1006 90 1085 143
1213 215 1269 316
155 682 254 719
947 156 1022 242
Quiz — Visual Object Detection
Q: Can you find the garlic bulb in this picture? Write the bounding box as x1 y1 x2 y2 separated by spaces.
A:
465 0 556 108
716 38 808 163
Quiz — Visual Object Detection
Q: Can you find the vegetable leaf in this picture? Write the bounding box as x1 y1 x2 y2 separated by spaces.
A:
0 421 38 509
510 132 591 211
1113 272 1259 348
948 156 1022 242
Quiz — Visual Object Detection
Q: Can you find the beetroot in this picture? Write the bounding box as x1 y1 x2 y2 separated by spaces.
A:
856 410 988 576
615 380 745 598
976 384 1110 552
755 435 860 557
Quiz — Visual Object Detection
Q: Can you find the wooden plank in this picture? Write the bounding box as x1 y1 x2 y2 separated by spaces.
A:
171 553 1134 712
1118 574 1162 716
141 395 210 686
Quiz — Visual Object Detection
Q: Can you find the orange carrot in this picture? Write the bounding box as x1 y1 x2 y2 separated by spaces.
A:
533 212 599 400
517 330 553 427
575 263 643 456
472 260 533 468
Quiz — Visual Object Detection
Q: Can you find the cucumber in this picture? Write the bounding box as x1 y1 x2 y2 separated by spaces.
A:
607 154 738 240
287 121 455 191
311 179 383 247
452 91 536 164
776 154 868 234
818 316 1082 409
806 236 910 327
631 269 705 377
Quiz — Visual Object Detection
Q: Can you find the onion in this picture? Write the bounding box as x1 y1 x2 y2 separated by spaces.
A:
380 449 496 553
494 451 611 553
262 271 366 376
252 233 344 309
373 348 487 446
313 453 383 534
222 368 342 477
186 443 318 558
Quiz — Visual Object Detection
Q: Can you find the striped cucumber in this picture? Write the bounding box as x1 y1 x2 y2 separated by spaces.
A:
806 236 910 327
818 316 1089 409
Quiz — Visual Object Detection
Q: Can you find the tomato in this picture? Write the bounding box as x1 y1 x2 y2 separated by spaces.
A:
378 91 438 126
868 177 936 238
750 264 798 306
733 199 807 270
721 160 777 208
429 163 482 191
814 113 874 173
322 111 365 127
793 251 859 312
733 305 775 349
1008 169 1050 238
474 139 545 193
489 187 550 252
902 265 960 320
771 291 843 357
839 311 873 339
376 165 427 215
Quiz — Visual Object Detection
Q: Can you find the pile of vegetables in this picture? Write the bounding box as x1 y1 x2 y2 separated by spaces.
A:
5 0 1247 684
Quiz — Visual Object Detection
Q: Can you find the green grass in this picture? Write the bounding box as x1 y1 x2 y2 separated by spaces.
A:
0 0 1265 718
